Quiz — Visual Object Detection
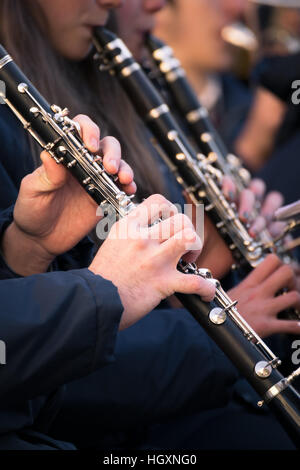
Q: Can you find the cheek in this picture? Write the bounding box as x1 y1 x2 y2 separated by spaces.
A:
37 0 95 60
51 28 93 60
39 0 87 35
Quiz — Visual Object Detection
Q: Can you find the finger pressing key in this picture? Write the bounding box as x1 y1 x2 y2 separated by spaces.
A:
73 114 100 153
117 160 134 186
249 178 266 201
249 215 266 238
222 175 237 202
261 191 284 223
238 189 256 223
101 136 122 174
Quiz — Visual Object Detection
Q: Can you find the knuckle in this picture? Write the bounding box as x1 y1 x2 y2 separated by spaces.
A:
280 264 294 281
135 237 148 250
20 174 30 188
106 135 120 147
203 280 215 297
267 253 282 268
201 279 216 299
92 123 100 135
173 213 190 229
181 213 193 227
148 194 166 205
173 233 185 246
188 276 201 292
123 162 134 175
176 227 196 245
289 291 300 305
74 113 85 122
149 194 175 213
184 227 196 240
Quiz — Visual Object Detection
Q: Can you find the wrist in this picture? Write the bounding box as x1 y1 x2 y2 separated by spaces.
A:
1 221 55 276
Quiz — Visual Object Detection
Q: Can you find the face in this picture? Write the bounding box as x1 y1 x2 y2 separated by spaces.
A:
35 0 123 60
116 0 166 61
154 0 248 72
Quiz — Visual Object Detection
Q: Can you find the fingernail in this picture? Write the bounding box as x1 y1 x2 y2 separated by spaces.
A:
229 191 235 202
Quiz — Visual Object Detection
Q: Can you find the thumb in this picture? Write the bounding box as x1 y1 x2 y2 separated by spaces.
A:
37 151 68 190
172 272 216 302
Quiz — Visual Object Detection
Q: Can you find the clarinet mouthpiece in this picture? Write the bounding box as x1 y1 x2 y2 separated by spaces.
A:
93 27 117 48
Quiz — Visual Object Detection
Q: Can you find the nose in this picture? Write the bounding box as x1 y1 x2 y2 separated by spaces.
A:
96 0 123 9
143 0 166 14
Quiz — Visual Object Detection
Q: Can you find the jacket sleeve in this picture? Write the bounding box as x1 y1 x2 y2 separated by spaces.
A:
50 307 239 446
0 268 123 404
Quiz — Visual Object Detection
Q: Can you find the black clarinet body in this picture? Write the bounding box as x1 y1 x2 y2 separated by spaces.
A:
93 28 271 274
93 28 300 321
0 43 299 447
146 34 251 191
145 35 300 258
178 290 300 447
0 45 137 213
146 34 293 256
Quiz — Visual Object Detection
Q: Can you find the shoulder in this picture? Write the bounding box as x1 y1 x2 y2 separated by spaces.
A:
257 130 300 204
221 73 252 108
218 73 253 147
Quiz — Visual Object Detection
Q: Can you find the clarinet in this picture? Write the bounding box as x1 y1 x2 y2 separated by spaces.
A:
92 28 272 274
0 44 299 447
144 34 300 312
145 35 281 249
145 35 251 193
92 28 300 321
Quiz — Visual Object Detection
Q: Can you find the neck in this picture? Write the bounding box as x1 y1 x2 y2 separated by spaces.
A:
178 57 209 96
188 69 208 96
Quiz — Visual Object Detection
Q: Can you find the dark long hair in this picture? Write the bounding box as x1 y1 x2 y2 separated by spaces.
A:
0 0 165 198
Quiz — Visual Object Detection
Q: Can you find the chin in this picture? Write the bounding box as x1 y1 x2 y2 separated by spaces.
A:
134 47 147 64
219 54 234 72
63 43 93 62
210 50 233 73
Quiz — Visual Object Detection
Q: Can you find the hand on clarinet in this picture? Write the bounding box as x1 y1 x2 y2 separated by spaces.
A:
1 115 136 275
89 194 216 329
228 254 300 338
222 175 286 238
